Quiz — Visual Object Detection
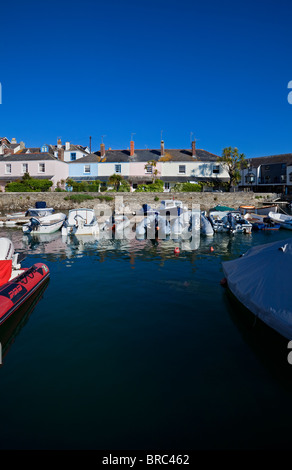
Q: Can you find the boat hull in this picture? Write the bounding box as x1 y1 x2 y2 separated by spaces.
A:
0 263 50 326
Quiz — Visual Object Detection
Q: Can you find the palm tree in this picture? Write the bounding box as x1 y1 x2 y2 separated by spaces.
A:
108 174 124 191
145 160 159 183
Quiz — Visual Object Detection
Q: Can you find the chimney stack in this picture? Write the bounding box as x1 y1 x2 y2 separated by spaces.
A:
57 138 62 149
160 140 164 157
130 140 134 157
192 140 196 158
100 143 105 158
65 141 70 151
58 147 64 161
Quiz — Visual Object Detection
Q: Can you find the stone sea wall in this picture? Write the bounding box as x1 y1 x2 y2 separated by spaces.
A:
0 191 279 214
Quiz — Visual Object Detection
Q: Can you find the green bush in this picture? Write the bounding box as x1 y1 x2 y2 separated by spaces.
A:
135 179 164 192
173 182 202 192
5 174 53 192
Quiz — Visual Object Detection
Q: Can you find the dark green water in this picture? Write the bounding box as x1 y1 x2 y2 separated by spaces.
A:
1 227 292 450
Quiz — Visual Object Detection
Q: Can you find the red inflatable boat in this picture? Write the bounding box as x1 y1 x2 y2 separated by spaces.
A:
0 238 50 326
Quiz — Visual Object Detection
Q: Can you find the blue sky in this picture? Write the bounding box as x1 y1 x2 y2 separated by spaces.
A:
1 0 292 158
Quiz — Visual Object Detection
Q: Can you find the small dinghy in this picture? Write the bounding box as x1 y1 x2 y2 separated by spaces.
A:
61 209 99 236
0 237 49 326
268 211 292 230
222 239 292 339
22 212 66 234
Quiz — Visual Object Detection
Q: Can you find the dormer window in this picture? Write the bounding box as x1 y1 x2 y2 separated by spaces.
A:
70 153 76 161
213 165 220 174
41 144 48 153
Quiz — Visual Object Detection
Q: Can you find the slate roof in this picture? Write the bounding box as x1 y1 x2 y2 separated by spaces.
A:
0 152 58 161
68 153 100 163
248 154 292 168
94 148 219 163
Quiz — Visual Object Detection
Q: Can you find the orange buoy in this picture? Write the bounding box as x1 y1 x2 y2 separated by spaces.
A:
174 247 180 254
210 246 214 252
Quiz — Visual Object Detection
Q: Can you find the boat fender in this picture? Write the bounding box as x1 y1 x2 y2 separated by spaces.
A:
174 247 180 254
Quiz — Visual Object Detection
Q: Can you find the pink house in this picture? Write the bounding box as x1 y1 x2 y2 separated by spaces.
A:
0 152 69 192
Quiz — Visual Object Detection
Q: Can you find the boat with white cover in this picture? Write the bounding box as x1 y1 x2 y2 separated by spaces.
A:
22 212 66 234
222 238 292 340
61 209 99 236
201 212 214 236
101 214 130 234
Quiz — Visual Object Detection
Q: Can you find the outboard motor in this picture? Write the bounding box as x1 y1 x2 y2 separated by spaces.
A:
29 217 40 232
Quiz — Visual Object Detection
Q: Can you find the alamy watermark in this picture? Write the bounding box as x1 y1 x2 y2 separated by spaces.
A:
288 81 292 104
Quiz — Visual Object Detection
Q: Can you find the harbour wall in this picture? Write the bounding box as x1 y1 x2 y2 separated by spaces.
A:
0 191 279 214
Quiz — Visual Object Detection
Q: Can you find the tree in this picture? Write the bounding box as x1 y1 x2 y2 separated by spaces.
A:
145 160 160 183
108 174 124 191
218 147 247 191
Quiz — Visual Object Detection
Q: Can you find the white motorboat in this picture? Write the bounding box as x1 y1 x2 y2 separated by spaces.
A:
221 211 252 234
26 201 54 217
222 238 292 340
61 209 99 236
23 212 66 234
208 210 231 232
158 199 188 217
268 211 292 230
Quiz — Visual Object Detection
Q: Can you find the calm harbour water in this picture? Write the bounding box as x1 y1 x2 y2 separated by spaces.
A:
1 225 292 450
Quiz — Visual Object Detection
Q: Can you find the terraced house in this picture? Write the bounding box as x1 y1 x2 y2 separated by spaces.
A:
67 139 229 191
0 143 68 191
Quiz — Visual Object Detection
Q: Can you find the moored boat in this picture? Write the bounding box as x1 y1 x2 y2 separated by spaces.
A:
0 237 50 326
22 212 66 234
61 208 99 236
268 211 292 230
26 201 54 217
201 212 214 236
221 238 292 339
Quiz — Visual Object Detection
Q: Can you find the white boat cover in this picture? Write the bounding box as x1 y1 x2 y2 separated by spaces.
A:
200 213 214 236
222 237 292 339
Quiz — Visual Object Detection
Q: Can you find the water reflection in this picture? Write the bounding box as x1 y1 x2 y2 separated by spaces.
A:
0 279 49 365
223 288 292 391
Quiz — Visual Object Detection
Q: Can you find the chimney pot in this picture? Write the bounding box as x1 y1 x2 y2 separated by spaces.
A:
65 141 70 151
57 138 62 149
100 143 105 158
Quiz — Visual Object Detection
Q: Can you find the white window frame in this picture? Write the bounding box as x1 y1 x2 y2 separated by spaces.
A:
213 165 220 174
115 164 121 173
5 163 11 174
84 165 91 174
38 163 45 173
22 163 28 174
145 165 152 174
178 165 186 174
